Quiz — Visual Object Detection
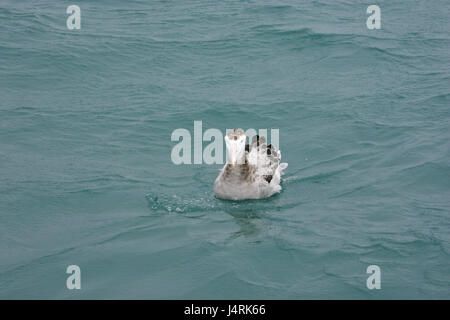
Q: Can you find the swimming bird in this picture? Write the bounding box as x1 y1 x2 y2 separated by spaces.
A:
214 129 288 200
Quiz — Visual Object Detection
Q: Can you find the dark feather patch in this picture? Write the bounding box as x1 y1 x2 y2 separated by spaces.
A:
252 135 260 147
267 144 272 155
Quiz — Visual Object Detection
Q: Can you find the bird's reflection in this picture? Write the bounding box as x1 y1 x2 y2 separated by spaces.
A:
217 193 282 242
224 209 270 242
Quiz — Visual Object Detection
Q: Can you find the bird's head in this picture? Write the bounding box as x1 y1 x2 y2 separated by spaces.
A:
225 129 246 167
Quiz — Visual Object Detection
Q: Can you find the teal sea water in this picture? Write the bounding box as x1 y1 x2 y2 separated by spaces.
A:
1 0 449 299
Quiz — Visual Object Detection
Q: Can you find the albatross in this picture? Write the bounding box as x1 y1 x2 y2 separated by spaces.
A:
214 129 288 200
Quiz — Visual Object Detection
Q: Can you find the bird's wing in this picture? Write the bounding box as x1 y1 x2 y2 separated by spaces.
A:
247 137 287 183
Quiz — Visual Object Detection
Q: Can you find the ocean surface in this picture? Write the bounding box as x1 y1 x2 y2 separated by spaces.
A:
1 0 449 299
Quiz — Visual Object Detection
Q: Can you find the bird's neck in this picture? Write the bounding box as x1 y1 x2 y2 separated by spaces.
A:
223 161 253 182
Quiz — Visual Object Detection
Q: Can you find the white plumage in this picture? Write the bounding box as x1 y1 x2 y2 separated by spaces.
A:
214 130 288 200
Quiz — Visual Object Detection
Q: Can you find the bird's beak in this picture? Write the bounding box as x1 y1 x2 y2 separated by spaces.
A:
230 146 238 167
228 141 239 167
